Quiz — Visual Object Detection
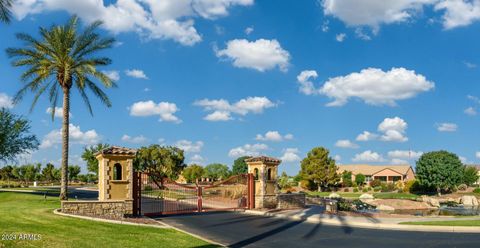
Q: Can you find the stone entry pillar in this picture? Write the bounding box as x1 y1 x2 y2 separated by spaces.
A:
245 156 281 209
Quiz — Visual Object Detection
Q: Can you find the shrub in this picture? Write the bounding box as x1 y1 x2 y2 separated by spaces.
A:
403 180 416 193
300 180 317 191
353 187 359 192
362 187 368 193
373 186 381 192
370 179 382 188
355 174 366 186
343 188 349 192
342 171 353 187
395 181 404 191
144 185 153 191
457 184 468 191
381 183 395 192
352 182 358 187
473 188 480 194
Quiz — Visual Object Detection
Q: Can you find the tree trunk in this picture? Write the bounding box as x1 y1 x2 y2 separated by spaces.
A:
59 87 70 200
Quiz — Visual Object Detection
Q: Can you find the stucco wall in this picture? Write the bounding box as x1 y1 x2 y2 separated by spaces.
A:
61 200 133 219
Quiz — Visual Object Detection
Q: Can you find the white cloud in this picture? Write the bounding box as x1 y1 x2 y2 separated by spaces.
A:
12 0 253 46
189 154 205 165
468 95 480 104
476 151 480 159
334 154 342 161
40 124 100 149
378 117 408 142
175 140 204 153
121 134 148 144
437 122 458 132
0 93 14 109
335 139 359 149
280 148 301 163
336 33 346 42
321 20 330 32
434 0 480 29
387 150 423 160
215 39 290 72
245 26 254 34
228 143 268 157
352 150 385 162
46 107 72 119
356 131 378 141
194 96 276 121
129 100 181 123
256 131 293 142
391 158 409 165
125 69 148 79
103 70 120 81
297 70 319 95
463 61 477 68
320 67 434 107
464 107 477 116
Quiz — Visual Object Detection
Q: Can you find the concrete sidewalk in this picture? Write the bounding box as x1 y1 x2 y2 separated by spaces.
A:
244 205 480 233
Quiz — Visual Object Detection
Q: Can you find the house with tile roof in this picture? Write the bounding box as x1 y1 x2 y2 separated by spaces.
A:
337 164 415 184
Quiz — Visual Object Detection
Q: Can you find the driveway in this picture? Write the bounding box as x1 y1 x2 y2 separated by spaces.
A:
156 211 480 248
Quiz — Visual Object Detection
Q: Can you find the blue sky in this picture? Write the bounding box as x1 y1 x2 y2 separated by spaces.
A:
1 0 479 175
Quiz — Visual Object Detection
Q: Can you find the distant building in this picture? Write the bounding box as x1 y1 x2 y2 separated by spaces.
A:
337 164 415 184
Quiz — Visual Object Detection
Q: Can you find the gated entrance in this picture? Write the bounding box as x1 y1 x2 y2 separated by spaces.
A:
133 173 254 216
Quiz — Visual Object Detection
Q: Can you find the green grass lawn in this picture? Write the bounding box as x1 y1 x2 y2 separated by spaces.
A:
307 191 418 200
399 220 480 226
0 192 216 248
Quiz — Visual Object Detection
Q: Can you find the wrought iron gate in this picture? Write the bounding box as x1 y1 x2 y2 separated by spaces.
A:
133 173 254 216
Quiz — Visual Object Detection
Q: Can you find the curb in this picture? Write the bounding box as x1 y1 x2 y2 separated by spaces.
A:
150 218 226 247
244 210 480 233
52 209 168 229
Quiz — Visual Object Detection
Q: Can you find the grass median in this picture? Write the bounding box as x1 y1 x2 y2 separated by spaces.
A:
0 191 217 247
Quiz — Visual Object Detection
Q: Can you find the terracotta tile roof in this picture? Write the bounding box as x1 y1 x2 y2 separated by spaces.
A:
245 156 281 164
97 146 137 156
337 164 412 176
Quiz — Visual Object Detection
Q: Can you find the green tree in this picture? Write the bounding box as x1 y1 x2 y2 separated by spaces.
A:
299 147 340 191
416 151 464 195
341 171 353 187
134 145 186 186
204 163 230 180
81 143 110 175
355 173 366 186
12 164 41 184
278 172 291 190
0 109 39 163
463 166 479 186
0 0 12 24
41 163 56 182
68 165 81 181
0 165 14 181
232 156 250 175
182 164 205 183
7 16 116 199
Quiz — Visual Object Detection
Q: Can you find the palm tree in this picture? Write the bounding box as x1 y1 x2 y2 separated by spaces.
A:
7 16 116 200
0 0 12 23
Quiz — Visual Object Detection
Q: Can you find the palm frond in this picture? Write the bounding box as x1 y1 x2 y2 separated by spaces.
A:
0 0 12 24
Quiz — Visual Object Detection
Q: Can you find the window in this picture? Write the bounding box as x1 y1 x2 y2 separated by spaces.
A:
254 168 259 180
365 176 372 182
113 163 122 180
267 168 272 180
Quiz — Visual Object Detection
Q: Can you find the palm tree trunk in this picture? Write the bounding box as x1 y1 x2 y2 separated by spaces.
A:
59 87 70 200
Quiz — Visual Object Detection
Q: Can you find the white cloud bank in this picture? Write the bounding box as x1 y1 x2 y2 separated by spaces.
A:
40 124 100 149
121 134 148 144
194 97 276 121
228 143 268 157
335 139 358 149
12 0 253 46
46 107 72 119
103 70 120 81
322 0 480 32
0 93 14 109
280 148 301 163
352 150 385 162
129 100 181 123
296 68 434 106
255 131 293 142
125 69 148 79
215 39 290 72
356 117 409 143
175 140 204 153
437 122 458 132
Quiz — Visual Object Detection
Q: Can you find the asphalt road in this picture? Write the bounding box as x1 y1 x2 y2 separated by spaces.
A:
156 211 480 248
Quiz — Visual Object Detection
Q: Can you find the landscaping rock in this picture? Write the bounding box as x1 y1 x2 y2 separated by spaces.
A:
328 193 341 199
460 195 479 206
421 195 440 208
359 193 374 200
376 204 395 211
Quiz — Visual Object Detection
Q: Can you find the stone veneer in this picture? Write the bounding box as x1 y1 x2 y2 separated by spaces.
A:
61 200 133 219
277 193 306 209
